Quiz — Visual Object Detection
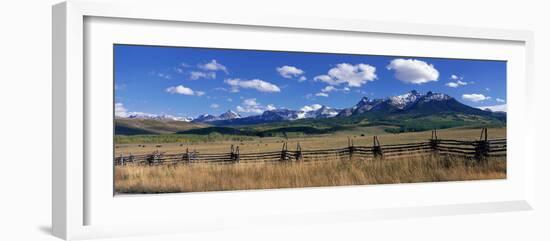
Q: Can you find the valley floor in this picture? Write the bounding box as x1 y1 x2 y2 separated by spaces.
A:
114 127 506 156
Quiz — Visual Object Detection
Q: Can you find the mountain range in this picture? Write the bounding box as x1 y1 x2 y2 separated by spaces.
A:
116 90 506 135
123 104 341 124
336 90 503 118
200 105 341 126
182 90 504 125
125 113 194 122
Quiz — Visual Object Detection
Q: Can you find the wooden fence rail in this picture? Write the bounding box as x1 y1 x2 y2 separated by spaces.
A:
114 128 506 166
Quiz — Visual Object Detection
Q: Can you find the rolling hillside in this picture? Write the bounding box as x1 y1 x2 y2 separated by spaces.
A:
115 118 207 135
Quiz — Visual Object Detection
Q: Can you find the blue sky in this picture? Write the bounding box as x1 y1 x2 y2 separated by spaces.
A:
114 44 506 118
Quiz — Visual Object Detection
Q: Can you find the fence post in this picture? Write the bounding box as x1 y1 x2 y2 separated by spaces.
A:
430 129 440 159
348 137 355 160
119 153 124 166
185 148 190 163
155 151 161 165
128 153 134 164
280 142 288 161
235 146 240 163
295 142 302 161
146 151 157 165
372 136 383 159
230 144 235 163
475 128 490 164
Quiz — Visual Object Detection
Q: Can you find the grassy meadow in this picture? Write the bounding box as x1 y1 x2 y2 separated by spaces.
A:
114 126 506 194
114 127 506 156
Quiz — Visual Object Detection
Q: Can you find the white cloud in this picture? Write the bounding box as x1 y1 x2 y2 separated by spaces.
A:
276 65 305 79
446 82 459 88
114 103 157 119
387 59 439 84
150 71 172 79
210 103 220 109
189 71 216 80
496 98 505 103
227 98 233 102
224 78 281 93
198 59 228 74
236 105 262 114
314 75 331 82
315 92 329 97
115 103 128 117
319 85 351 94
266 104 276 111
243 98 259 106
478 104 506 112
446 75 468 88
321 86 337 93
300 104 323 112
235 98 275 114
165 85 204 96
446 80 468 88
462 93 491 102
174 63 190 73
299 76 307 82
314 63 377 87
157 73 171 79
213 87 228 92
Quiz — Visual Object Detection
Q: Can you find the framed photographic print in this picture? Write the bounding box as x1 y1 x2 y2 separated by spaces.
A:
53 0 535 240
113 44 508 194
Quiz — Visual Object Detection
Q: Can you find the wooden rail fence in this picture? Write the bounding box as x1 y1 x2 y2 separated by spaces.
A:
114 128 506 166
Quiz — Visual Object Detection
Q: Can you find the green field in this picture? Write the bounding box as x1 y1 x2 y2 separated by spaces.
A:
114 110 506 157
115 111 505 142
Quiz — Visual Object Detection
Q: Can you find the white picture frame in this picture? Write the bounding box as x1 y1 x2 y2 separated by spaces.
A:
52 1 535 240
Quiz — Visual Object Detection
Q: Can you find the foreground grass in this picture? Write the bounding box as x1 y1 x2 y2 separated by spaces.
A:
115 155 506 194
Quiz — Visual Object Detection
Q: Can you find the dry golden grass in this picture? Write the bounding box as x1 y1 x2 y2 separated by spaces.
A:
114 155 506 194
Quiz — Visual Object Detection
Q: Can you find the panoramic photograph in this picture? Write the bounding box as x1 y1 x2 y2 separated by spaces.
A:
113 44 507 194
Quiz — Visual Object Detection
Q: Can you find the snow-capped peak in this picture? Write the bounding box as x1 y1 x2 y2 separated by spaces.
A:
315 105 339 118
126 113 193 122
197 114 214 118
351 97 371 111
219 110 241 120
300 104 323 112
193 110 241 122
423 91 451 101
389 90 422 109
157 114 194 122
296 104 338 119
358 96 376 105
